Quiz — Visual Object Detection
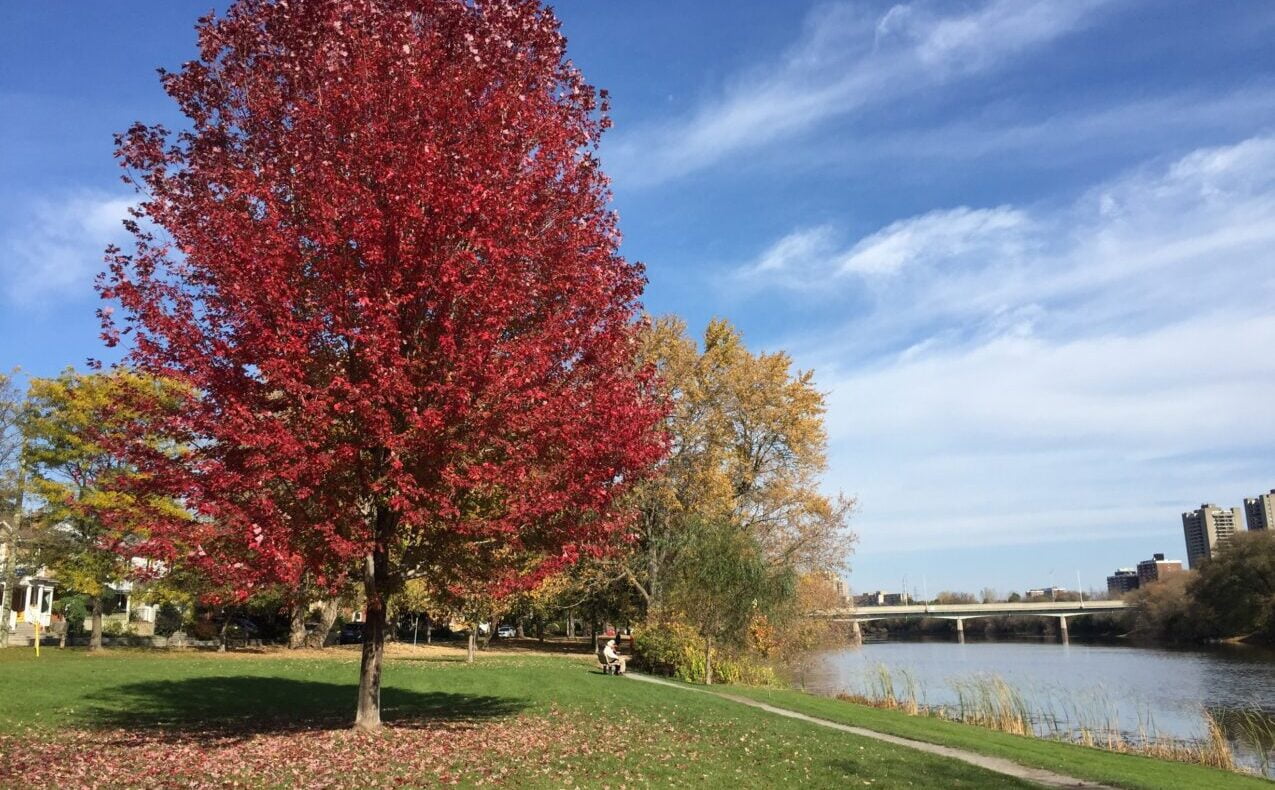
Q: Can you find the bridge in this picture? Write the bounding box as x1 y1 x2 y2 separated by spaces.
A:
811 600 1129 643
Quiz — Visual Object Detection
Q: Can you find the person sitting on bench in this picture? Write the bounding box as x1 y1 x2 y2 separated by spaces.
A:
602 638 627 674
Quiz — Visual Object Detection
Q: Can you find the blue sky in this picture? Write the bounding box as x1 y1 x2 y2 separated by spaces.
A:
2 1 1273 597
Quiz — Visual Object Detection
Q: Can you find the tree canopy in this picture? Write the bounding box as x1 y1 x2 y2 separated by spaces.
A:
99 0 664 729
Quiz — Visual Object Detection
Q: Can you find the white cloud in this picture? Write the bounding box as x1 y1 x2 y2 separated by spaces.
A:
836 207 1031 276
739 136 1275 562
850 85 1275 167
744 136 1275 313
0 191 134 305
606 0 1113 186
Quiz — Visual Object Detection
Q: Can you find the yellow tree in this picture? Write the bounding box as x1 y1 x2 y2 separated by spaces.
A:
23 370 188 650
624 317 855 611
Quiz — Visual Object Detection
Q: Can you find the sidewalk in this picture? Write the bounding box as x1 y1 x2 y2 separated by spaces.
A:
626 673 1114 789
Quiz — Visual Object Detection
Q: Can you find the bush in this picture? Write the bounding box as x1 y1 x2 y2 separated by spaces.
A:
154 604 185 637
102 620 127 638
633 617 778 686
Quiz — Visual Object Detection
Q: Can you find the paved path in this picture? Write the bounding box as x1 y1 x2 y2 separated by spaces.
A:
626 673 1114 789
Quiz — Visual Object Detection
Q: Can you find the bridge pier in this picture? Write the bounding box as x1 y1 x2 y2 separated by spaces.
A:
1058 615 1069 644
851 620 863 646
954 618 965 643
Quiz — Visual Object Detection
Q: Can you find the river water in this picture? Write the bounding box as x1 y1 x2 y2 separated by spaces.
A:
805 638 1275 777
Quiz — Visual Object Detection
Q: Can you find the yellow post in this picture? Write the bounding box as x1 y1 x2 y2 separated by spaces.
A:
34 621 40 657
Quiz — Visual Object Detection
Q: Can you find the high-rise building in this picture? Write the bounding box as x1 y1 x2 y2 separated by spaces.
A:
1182 503 1243 568
1136 553 1184 586
1106 568 1139 596
1244 489 1275 531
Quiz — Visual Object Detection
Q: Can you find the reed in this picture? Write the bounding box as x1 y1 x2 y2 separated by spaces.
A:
843 665 1259 776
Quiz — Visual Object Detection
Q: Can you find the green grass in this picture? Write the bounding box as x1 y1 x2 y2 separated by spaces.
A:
711 682 1273 790
0 647 1032 788
1 647 1267 788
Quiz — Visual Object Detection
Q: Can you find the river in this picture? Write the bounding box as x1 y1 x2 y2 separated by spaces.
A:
805 638 1275 777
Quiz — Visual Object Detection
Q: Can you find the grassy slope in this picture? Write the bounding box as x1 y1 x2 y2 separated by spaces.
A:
0 647 1031 789
714 683 1272 790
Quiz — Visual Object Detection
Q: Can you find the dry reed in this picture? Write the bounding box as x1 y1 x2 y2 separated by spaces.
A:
840 664 1260 776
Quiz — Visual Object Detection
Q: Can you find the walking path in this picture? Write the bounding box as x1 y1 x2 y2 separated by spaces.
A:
626 673 1114 789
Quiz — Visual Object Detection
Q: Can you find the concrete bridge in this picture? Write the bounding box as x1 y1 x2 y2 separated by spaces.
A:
811 600 1129 643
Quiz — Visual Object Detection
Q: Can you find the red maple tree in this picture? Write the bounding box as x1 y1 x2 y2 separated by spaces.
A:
99 0 665 729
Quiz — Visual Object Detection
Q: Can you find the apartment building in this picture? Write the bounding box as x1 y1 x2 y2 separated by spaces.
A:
1181 503 1243 568
1136 553 1184 586
1244 489 1275 531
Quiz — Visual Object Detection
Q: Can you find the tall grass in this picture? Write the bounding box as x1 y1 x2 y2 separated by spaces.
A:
838 664 1264 776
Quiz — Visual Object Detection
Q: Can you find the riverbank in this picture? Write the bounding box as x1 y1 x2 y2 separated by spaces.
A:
2 644 1268 787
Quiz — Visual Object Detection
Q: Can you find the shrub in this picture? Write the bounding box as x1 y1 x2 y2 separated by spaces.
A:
154 604 185 637
633 616 778 686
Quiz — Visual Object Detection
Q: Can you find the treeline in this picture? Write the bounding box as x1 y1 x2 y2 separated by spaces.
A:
1126 531 1275 644
0 318 858 679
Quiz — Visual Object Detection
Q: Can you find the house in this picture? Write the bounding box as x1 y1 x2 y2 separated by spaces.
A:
1 542 158 645
2 540 56 645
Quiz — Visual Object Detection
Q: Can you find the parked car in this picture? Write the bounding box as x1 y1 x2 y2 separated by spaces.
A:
496 624 516 638
338 622 364 644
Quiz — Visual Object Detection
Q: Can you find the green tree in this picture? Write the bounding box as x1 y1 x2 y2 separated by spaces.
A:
667 518 794 685
23 370 187 650
1192 531 1275 640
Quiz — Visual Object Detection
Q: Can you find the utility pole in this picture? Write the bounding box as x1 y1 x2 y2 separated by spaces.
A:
1076 570 1084 606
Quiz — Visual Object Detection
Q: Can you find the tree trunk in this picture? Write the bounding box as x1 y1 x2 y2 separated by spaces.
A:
412 614 419 646
516 617 525 638
89 596 103 652
58 622 67 648
355 533 390 733
217 607 229 653
466 627 476 663
704 637 713 686
425 617 432 645
536 619 545 642
305 598 340 648
648 540 661 610
478 617 495 650
288 600 307 649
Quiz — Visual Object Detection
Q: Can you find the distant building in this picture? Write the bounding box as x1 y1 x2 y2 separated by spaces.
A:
1136 553 1184 586
1244 489 1275 531
1025 587 1067 599
853 591 884 607
853 591 909 607
1182 503 1243 568
1106 569 1140 597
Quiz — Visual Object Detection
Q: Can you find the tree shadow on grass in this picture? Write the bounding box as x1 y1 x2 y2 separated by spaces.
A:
84 676 528 745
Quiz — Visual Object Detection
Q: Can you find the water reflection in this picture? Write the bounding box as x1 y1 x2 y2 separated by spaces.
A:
806 638 1275 776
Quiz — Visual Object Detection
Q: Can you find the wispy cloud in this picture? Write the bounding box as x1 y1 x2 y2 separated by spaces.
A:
0 191 133 306
740 207 1033 288
606 0 1114 186
738 136 1275 558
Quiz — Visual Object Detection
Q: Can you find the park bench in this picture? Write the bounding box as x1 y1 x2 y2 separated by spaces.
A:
595 634 630 675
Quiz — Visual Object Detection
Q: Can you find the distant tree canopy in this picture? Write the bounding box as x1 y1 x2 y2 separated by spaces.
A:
1129 531 1275 643
1192 531 1275 640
